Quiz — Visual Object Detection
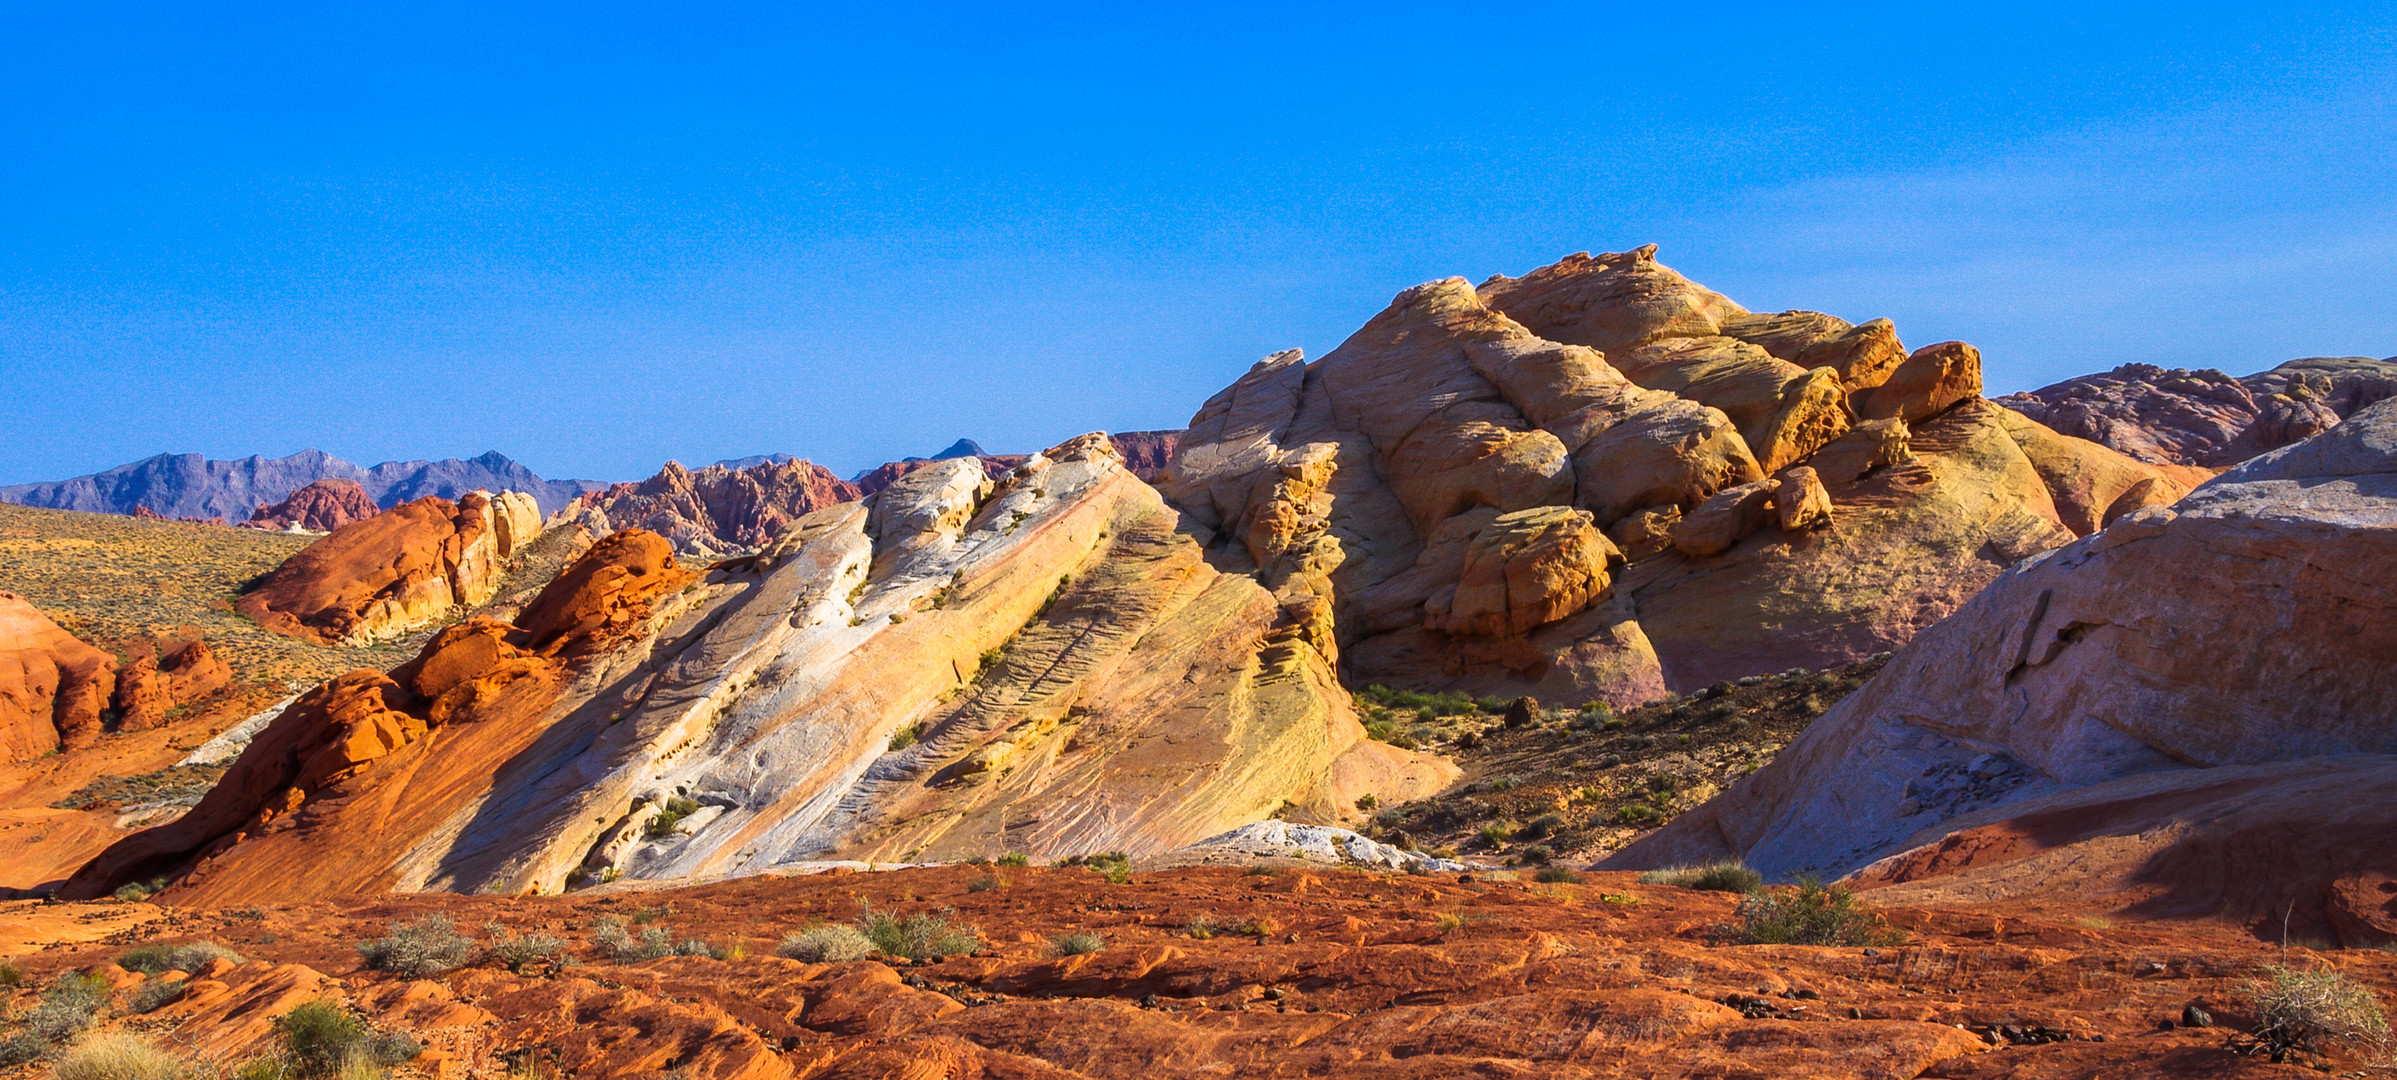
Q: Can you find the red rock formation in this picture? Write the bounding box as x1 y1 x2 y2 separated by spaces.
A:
0 593 117 761
243 479 379 532
110 637 231 732
562 459 861 558
62 530 695 903
1995 355 2397 472
234 492 535 646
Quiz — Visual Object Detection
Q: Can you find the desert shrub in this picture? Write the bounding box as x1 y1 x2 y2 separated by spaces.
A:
0 971 111 1064
1478 822 1514 847
112 878 168 903
1520 814 1563 839
128 978 190 1014
1047 931 1105 957
0 959 19 986
996 853 1030 867
1354 793 1379 811
118 941 244 975
776 925 874 964
1184 916 1218 940
1723 878 1903 947
274 1000 414 1078
966 874 1001 893
1639 862 1765 893
646 796 701 837
482 924 566 975
1615 803 1661 825
671 938 719 958
356 913 476 977
52 1032 184 1080
2249 965 2392 1064
1533 867 1584 884
1519 844 1555 864
591 917 672 963
886 725 920 753
855 905 980 961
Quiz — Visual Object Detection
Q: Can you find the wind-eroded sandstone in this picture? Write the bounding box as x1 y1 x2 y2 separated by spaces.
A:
0 593 119 761
1159 246 2189 706
242 478 380 533
1610 399 2397 943
70 438 1450 905
559 459 861 560
235 490 544 646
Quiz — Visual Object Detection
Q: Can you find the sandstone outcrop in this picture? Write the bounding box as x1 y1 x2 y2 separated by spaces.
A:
1609 399 2397 942
558 458 861 559
235 491 543 646
242 479 378 532
1995 354 2397 473
70 437 1452 905
109 637 231 732
0 593 117 761
1159 247 2192 705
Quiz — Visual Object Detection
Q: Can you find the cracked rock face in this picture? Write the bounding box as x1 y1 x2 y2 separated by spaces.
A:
1608 399 2397 941
1159 247 2190 705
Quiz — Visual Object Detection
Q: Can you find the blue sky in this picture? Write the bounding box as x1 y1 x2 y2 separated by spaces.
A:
2 3 2391 484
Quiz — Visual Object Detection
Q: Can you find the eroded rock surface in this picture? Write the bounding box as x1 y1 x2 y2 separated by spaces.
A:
1610 399 2397 942
1995 354 2397 472
71 438 1451 905
235 491 544 646
559 459 860 560
0 593 118 761
1159 246 2189 704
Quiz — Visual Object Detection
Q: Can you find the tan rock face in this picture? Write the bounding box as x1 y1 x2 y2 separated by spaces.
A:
1610 400 2397 940
1424 506 1619 637
1858 341 1983 423
1160 247 2193 705
0 593 117 761
1773 467 1833 532
234 492 524 646
562 459 859 559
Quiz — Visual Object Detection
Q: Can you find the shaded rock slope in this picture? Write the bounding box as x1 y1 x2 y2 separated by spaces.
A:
558 458 864 560
0 593 231 765
1609 398 2397 944
853 430 1183 496
0 449 601 521
69 437 1450 905
241 478 379 532
1158 246 2191 705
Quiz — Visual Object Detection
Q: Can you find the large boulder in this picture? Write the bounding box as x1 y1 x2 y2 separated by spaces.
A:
1607 399 2397 941
235 491 539 646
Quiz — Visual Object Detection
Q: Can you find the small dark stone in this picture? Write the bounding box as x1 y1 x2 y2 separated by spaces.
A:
2158 1019 2176 1031
2182 1004 2213 1028
1262 988 1285 1001
1141 993 1161 1009
1503 697 1539 728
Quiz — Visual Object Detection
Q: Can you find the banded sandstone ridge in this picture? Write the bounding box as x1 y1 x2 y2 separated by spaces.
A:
70 436 1451 904
1157 246 2191 704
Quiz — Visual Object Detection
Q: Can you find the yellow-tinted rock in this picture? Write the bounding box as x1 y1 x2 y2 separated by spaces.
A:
1424 506 1618 637
1673 481 1776 558
1774 467 1833 532
1859 341 1983 422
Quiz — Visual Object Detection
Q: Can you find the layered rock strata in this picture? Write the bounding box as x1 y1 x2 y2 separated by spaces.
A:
70 437 1451 905
0 594 119 761
236 490 544 646
1608 399 2397 942
1159 246 2191 705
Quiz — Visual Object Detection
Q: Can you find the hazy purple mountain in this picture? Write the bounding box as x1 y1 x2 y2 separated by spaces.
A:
0 450 604 521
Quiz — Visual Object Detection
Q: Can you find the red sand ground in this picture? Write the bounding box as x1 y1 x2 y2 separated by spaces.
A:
4 864 2387 1079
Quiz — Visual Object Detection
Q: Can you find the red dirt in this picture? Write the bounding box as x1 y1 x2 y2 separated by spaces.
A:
5 864 2385 1079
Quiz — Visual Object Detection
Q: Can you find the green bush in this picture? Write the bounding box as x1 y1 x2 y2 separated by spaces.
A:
855 905 980 961
1638 862 1764 893
118 941 244 975
966 874 1001 893
776 925 874 964
1722 878 1903 947
2249 965 2392 1064
886 725 920 753
482 923 566 975
996 853 1030 867
0 958 19 986
51 1032 184 1080
356 914 476 976
591 917 672 963
1047 931 1105 957
273 1000 419 1079
1533 867 1584 884
646 796 701 837
1478 822 1515 847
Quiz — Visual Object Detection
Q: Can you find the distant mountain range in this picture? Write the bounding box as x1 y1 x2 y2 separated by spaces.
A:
0 450 604 521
